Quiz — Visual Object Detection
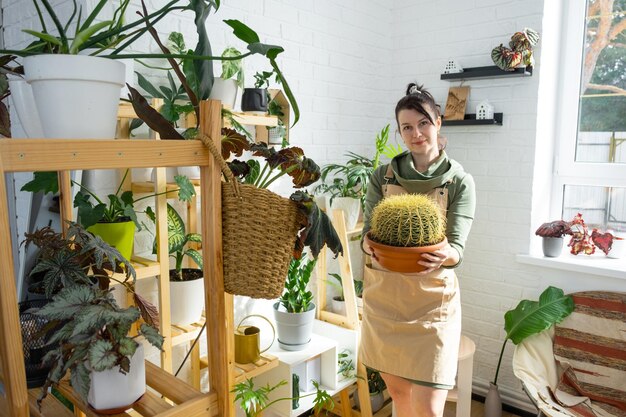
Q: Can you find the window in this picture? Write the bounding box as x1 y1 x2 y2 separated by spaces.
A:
554 0 626 234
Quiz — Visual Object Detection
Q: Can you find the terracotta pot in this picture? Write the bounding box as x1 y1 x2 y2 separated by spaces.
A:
363 232 447 273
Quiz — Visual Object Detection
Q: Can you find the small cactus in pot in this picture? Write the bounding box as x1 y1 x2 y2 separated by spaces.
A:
365 194 447 273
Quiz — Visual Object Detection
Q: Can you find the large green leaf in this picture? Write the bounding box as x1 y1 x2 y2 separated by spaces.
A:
174 175 196 202
505 286 574 344
37 285 96 321
190 0 214 100
166 203 186 254
20 171 58 194
89 339 117 372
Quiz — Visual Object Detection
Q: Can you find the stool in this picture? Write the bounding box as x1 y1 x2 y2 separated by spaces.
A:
447 335 476 417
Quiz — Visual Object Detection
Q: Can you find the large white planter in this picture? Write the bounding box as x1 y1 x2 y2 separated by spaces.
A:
209 78 238 109
7 75 44 138
170 270 205 326
23 54 125 139
330 197 361 231
88 344 145 413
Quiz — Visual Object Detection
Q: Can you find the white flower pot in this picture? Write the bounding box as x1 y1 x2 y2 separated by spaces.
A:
608 237 626 259
273 302 316 351
177 166 201 180
7 74 44 138
330 197 361 231
170 270 205 325
132 168 153 182
88 344 145 413
209 78 238 109
331 297 346 316
23 54 124 139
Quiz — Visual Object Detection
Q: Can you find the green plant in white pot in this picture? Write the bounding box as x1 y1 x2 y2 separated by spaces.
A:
273 255 317 351
146 203 204 326
209 46 244 109
25 223 164 413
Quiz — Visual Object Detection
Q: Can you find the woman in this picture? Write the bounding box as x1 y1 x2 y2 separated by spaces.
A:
360 83 476 417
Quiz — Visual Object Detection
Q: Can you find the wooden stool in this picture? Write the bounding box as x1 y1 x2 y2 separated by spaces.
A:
447 335 476 417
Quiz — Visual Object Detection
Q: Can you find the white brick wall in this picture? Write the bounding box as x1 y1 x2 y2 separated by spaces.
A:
3 0 624 411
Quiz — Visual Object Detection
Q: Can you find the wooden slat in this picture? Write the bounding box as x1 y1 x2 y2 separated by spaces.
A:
0 158 29 417
117 103 138 119
131 182 200 195
200 100 234 417
144 362 201 405
150 395 217 417
28 389 75 417
0 140 211 172
56 380 130 417
130 391 172 416
171 321 204 346
231 112 278 127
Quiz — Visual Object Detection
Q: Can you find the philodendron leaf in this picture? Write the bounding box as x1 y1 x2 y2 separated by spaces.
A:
88 339 117 372
174 175 196 202
223 19 259 44
127 85 183 140
504 286 574 344
73 193 106 229
20 171 58 194
140 323 164 350
70 361 91 403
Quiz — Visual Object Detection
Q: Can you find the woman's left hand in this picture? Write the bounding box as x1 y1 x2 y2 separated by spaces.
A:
417 243 457 274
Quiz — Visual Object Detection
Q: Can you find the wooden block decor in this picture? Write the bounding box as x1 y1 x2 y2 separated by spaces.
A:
443 86 470 121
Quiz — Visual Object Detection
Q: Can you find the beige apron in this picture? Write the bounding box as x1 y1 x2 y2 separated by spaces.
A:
359 166 462 387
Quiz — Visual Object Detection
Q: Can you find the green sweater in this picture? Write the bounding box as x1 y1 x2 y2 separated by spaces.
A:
363 151 476 267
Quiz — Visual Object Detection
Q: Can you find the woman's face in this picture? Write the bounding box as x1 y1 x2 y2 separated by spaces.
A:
397 107 441 159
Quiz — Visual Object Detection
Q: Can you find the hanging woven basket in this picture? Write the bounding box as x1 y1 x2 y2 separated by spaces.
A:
201 134 306 299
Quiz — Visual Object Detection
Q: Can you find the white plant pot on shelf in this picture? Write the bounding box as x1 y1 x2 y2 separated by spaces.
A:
88 344 145 413
177 166 201 180
23 54 125 139
7 74 44 138
209 78 238 109
330 197 361 232
170 271 205 326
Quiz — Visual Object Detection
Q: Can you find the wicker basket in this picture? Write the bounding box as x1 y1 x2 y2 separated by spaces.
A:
201 134 306 299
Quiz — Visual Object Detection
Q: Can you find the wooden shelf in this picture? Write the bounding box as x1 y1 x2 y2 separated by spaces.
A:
442 113 503 126
28 389 75 417
199 353 279 384
231 112 278 127
171 318 206 347
52 361 217 417
440 65 532 81
131 180 200 195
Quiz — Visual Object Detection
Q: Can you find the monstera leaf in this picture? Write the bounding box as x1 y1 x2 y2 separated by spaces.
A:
493 286 574 384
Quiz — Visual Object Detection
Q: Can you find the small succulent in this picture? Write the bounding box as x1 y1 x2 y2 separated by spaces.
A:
369 194 446 247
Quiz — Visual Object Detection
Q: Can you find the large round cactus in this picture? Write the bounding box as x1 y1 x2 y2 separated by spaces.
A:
370 194 446 247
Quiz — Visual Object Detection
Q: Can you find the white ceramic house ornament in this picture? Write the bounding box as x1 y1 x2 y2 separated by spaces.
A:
476 100 495 120
443 60 463 74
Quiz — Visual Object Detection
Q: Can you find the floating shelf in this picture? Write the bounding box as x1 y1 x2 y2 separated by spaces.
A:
440 65 532 81
442 113 503 126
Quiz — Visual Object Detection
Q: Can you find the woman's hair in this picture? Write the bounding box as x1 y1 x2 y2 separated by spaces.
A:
395 83 441 127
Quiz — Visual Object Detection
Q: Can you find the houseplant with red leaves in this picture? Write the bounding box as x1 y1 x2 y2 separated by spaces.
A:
535 219 572 257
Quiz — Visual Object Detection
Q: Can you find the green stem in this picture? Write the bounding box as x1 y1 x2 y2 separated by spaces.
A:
175 253 183 277
133 188 180 204
493 338 508 385
260 164 299 189
260 390 322 414
253 163 270 188
71 180 104 205
114 169 130 197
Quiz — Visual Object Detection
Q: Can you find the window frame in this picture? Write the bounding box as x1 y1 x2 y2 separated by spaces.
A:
552 0 626 221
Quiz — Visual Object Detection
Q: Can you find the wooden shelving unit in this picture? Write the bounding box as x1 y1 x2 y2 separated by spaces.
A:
0 101 234 417
440 65 532 81
442 112 503 126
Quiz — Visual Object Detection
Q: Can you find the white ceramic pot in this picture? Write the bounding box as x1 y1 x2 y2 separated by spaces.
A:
170 270 205 325
177 166 201 180
23 54 125 139
273 302 316 351
330 197 361 231
132 168 153 183
88 344 145 413
7 74 44 137
331 297 346 316
541 237 564 258
209 78 238 109
608 237 626 259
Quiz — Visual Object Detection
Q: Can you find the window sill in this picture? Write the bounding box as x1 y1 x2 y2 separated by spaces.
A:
516 253 626 280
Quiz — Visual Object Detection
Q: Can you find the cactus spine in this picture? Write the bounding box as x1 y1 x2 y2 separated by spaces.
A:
370 194 446 247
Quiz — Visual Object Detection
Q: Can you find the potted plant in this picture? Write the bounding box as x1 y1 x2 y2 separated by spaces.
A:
363 194 447 273
233 378 333 417
354 368 386 413
23 223 163 413
486 286 574 417
0 0 181 139
21 169 196 260
535 219 572 257
209 46 244 109
327 273 347 315
273 255 317 351
241 69 274 113
146 203 204 325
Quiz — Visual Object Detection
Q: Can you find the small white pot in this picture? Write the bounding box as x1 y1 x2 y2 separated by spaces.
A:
331 297 346 316
170 270 205 326
177 166 201 180
88 344 145 413
608 237 626 259
330 197 361 231
209 78 238 109
7 74 44 138
24 54 125 139
132 168 153 183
